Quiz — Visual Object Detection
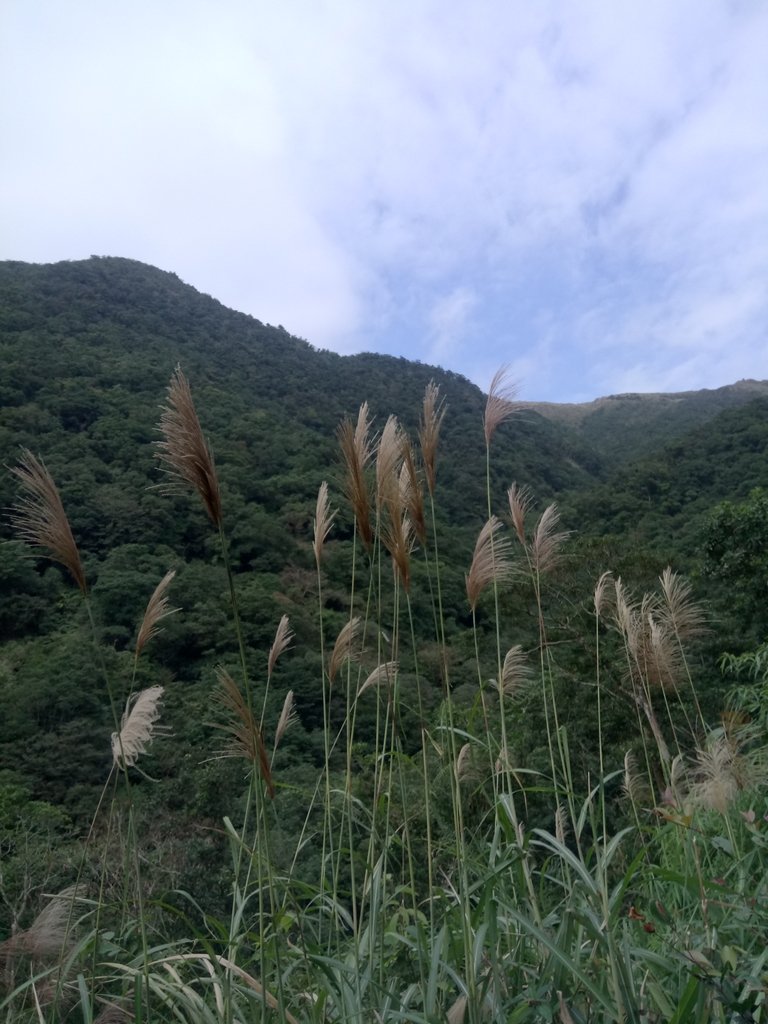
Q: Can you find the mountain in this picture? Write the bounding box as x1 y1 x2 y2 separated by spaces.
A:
521 380 768 465
0 256 602 531
2 254 766 824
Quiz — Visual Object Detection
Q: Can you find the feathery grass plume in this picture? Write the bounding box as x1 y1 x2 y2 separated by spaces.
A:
274 690 297 751
156 365 222 527
312 480 336 565
613 577 634 639
338 401 374 549
645 611 683 688
466 516 513 611
375 415 403 512
0 886 80 963
9 449 87 593
499 645 531 697
622 751 647 805
689 726 766 814
483 365 518 445
268 614 294 677
531 503 569 575
455 742 472 783
112 686 165 769
213 668 275 796
594 570 613 617
357 660 398 697
659 566 706 640
419 380 446 496
135 569 179 657
507 482 532 546
329 616 362 683
400 438 427 545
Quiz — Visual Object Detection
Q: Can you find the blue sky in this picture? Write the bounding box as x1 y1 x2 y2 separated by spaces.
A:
2 1 767 401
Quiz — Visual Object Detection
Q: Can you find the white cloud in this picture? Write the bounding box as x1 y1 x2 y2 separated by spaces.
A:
1 0 767 399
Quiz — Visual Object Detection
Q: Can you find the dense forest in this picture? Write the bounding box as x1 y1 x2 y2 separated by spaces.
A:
1 257 767 1023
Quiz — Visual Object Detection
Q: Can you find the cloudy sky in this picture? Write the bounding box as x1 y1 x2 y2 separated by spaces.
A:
2 1 767 401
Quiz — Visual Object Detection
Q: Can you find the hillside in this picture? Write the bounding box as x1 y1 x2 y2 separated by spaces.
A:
522 379 768 464
2 258 768 1021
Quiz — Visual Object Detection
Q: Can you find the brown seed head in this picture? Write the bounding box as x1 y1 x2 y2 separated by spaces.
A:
212 668 274 796
466 516 513 611
156 366 222 527
484 366 518 445
507 482 532 546
338 403 374 549
419 380 446 496
329 617 362 682
313 481 336 565
268 614 294 678
531 503 569 575
135 569 179 657
500 645 531 697
9 449 87 593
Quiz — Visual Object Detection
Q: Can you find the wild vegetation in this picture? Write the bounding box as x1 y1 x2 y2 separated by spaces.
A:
2 355 767 1021
1 258 767 1021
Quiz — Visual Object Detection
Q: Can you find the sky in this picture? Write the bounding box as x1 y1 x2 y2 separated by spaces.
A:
2 1 767 402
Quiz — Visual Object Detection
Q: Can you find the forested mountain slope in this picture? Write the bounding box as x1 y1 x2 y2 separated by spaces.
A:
522 379 768 465
1 255 766 816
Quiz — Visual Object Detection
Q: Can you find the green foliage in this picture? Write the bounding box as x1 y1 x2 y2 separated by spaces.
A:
1 257 767 1022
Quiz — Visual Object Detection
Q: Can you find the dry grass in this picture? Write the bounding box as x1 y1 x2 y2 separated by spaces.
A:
419 380 445 496
499 645 531 697
156 366 222 527
483 366 518 445
312 480 336 565
530 503 569 575
329 617 362 683
111 686 165 770
212 669 274 797
10 449 87 593
274 690 297 752
338 402 374 550
507 483 532 547
268 614 294 678
135 569 179 657
466 516 513 611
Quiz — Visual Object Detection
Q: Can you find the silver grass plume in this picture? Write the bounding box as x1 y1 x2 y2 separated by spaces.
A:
499 645 531 697
274 690 297 752
338 402 374 550
135 569 179 657
10 449 87 593
112 686 165 769
358 661 398 697
156 366 222 527
466 516 513 611
312 481 336 565
659 567 706 640
507 482 532 547
268 614 293 678
531 503 570 575
484 365 518 445
0 886 80 963
419 380 446 496
594 571 613 617
213 668 275 796
329 617 362 683
455 742 472 783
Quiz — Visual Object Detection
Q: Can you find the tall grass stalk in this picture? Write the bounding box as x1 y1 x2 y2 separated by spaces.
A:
7 370 768 1024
